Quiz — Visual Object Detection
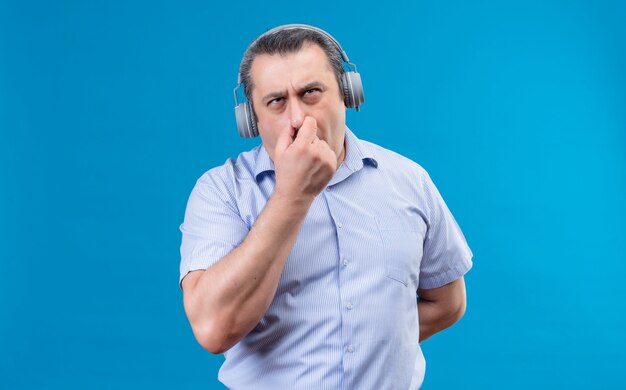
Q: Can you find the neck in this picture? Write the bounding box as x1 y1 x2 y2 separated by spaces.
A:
336 139 346 166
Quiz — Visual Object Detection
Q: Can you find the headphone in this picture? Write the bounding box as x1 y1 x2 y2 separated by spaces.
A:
233 24 365 138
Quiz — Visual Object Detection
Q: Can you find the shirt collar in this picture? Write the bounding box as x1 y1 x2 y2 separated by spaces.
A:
254 126 378 183
342 126 378 172
253 143 275 182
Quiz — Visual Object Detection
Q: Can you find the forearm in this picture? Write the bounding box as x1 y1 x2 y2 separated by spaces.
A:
185 192 313 353
417 299 460 342
417 278 467 342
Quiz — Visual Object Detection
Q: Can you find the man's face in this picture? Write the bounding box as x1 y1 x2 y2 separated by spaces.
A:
249 43 346 163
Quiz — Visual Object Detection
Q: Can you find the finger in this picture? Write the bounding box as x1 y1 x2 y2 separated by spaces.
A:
274 128 294 161
316 139 340 171
294 116 318 144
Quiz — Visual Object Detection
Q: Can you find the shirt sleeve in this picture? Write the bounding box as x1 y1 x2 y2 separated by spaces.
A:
417 171 473 289
178 173 250 288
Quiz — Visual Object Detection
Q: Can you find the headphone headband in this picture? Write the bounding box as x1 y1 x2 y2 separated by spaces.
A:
237 24 353 84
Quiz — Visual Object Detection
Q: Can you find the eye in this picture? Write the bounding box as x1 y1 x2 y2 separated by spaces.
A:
267 97 284 107
302 88 322 102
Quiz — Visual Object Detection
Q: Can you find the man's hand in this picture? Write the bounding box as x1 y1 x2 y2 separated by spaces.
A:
273 117 337 202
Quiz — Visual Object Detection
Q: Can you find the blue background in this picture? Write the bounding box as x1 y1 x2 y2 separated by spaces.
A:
2 0 625 388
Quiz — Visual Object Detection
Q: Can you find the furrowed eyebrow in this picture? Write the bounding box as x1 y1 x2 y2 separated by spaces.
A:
297 81 327 94
262 90 287 104
261 81 328 104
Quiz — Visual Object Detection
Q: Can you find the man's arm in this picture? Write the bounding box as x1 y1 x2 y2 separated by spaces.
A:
417 276 467 342
181 117 337 354
182 192 311 354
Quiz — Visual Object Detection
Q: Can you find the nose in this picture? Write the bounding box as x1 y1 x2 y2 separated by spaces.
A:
288 99 306 130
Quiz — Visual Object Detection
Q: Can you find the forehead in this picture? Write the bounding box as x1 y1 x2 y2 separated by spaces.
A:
250 44 336 94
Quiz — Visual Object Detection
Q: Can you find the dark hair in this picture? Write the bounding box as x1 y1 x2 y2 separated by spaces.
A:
239 28 344 102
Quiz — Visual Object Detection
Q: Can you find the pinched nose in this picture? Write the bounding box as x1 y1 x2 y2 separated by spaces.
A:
288 100 306 130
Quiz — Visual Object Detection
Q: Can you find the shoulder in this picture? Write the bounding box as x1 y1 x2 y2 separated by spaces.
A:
191 145 262 202
359 138 432 188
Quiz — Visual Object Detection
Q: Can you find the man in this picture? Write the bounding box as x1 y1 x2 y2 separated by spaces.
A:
179 24 473 389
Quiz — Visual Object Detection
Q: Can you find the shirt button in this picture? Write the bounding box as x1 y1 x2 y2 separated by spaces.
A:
347 345 355 353
337 222 343 229
342 259 349 267
346 302 353 310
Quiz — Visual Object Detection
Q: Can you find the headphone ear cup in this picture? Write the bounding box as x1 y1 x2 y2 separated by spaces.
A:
341 71 364 110
235 102 259 138
249 104 258 137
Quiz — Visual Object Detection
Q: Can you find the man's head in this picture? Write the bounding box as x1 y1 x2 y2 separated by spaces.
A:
237 26 353 163
239 28 345 106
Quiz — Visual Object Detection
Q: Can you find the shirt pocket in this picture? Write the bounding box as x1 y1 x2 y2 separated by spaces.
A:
375 214 427 290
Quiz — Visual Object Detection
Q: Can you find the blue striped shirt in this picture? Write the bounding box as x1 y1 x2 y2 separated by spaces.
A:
179 127 473 389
